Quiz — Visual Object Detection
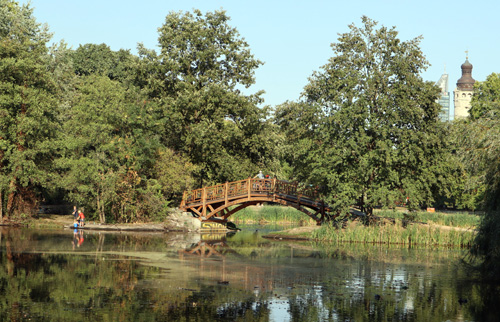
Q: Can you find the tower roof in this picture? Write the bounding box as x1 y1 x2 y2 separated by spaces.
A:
456 57 475 90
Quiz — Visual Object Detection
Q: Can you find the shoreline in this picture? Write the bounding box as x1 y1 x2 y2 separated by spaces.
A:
66 223 168 232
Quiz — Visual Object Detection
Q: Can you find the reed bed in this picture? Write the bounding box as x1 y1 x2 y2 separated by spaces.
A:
375 210 480 228
311 220 476 248
231 206 478 247
312 242 467 264
230 205 316 225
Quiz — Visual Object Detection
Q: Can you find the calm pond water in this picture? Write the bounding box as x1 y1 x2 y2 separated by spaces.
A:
0 225 498 322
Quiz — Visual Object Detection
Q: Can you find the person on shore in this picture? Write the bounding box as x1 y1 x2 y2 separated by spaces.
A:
72 206 78 221
78 210 85 227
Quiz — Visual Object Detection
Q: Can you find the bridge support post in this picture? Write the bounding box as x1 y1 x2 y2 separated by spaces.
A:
272 178 276 202
224 182 229 207
180 191 186 209
202 187 207 219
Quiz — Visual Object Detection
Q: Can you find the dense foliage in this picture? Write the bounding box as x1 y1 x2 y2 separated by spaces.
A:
0 0 59 219
132 9 279 186
458 73 500 278
0 2 275 222
275 17 457 216
1 0 499 266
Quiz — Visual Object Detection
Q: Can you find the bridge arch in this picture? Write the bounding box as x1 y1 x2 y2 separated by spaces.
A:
180 178 332 225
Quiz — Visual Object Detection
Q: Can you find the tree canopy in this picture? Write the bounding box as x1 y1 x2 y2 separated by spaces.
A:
457 73 500 278
0 3 278 222
0 2 492 229
469 73 500 121
0 0 59 217
133 9 277 186
275 16 455 215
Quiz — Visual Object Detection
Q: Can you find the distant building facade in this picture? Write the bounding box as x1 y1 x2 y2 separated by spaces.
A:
453 56 475 119
435 72 451 122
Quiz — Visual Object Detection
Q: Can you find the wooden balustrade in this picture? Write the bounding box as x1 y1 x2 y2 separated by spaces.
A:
181 178 319 208
179 178 329 224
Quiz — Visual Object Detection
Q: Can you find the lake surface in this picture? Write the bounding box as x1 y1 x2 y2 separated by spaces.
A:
0 225 498 321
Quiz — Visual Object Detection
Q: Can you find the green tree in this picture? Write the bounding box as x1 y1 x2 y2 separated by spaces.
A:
71 43 134 82
449 74 500 212
462 74 500 279
466 111 500 278
445 120 484 211
134 9 277 186
469 73 500 121
0 0 59 218
153 148 195 202
55 75 164 223
276 17 454 216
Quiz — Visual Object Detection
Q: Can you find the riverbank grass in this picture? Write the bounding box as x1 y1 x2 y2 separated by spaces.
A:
375 209 480 228
311 219 476 247
243 206 479 247
231 205 316 225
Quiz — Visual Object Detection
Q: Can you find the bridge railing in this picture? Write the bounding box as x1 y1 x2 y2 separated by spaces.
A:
182 178 272 205
181 178 320 208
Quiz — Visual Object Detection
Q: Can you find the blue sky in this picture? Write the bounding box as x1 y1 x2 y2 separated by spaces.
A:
23 0 500 112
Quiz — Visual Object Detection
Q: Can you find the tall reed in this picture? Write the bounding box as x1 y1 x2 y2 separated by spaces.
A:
311 220 475 248
230 205 315 224
375 210 480 228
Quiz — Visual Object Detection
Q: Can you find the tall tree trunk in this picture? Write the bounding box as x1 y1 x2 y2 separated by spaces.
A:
101 202 105 224
97 185 105 224
0 136 3 221
97 185 101 223
7 88 27 217
6 178 17 216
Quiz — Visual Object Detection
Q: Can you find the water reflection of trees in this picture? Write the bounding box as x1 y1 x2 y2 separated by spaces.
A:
1 228 500 321
0 229 270 321
178 235 500 321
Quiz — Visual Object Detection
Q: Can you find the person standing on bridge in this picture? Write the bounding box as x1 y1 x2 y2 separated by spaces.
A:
253 171 265 206
254 170 265 179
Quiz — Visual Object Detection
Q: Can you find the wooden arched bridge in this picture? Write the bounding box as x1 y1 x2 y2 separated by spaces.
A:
180 178 333 225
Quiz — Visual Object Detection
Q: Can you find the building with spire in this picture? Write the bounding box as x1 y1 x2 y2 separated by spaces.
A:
435 69 451 122
453 53 475 119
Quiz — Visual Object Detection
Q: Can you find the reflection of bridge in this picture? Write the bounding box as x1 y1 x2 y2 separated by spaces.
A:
179 239 239 259
180 178 332 225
